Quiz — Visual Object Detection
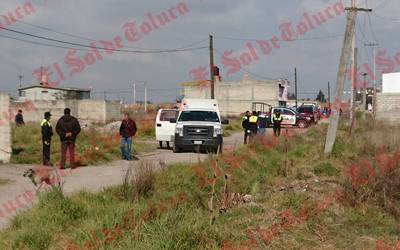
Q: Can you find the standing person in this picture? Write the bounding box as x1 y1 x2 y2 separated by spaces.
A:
15 109 25 126
56 108 81 169
249 111 258 141
41 112 53 166
119 113 137 160
272 110 283 137
242 111 251 144
257 112 267 135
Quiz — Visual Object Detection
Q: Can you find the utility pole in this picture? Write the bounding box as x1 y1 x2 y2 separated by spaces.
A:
328 81 331 109
209 34 215 99
365 43 379 114
324 0 371 154
349 47 358 137
349 34 357 123
144 81 148 113
18 75 23 89
133 82 136 106
295 67 298 109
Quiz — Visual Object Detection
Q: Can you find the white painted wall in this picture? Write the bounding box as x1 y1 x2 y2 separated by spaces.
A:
0 93 11 163
382 72 400 93
183 79 279 115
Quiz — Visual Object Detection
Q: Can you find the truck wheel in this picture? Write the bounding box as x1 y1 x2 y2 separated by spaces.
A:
297 120 307 128
166 141 170 149
173 145 180 153
159 141 163 149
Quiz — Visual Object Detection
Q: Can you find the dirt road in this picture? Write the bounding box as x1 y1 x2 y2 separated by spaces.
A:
0 132 244 230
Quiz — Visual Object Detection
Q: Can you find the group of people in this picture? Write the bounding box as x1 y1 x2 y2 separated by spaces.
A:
15 109 138 169
242 110 283 144
40 108 81 169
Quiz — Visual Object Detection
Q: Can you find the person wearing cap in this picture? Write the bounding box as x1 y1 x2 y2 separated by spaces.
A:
56 108 81 169
41 112 53 165
15 109 25 126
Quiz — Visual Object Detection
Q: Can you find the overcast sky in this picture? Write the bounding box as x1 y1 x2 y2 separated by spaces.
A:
0 0 399 103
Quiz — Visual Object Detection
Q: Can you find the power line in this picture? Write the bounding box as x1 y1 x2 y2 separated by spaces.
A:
0 33 92 51
371 14 400 21
18 20 209 51
0 26 207 54
365 0 379 43
214 34 344 42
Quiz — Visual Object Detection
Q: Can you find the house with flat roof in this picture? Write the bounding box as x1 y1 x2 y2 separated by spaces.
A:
18 84 91 101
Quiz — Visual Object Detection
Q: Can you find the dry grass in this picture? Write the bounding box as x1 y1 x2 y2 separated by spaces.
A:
118 161 156 201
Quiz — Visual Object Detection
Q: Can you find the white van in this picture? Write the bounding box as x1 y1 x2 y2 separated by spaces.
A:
171 98 228 153
155 109 179 148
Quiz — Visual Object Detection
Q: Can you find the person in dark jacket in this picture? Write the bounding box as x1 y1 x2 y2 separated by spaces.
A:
41 112 53 166
242 111 251 144
56 108 81 169
15 109 25 126
257 111 267 135
119 113 137 160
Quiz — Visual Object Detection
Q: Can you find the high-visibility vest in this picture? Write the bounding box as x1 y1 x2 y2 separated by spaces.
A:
41 119 51 127
273 114 283 122
249 115 258 123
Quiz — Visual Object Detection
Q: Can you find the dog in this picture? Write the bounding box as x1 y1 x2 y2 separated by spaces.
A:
23 166 62 193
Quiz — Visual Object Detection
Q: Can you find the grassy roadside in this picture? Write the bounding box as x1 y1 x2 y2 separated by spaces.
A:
10 120 157 166
1 114 400 249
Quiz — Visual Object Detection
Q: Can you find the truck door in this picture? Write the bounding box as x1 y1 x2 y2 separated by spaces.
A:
281 108 296 126
155 109 179 143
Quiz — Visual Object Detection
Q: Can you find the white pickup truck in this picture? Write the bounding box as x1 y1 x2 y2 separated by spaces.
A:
171 98 228 153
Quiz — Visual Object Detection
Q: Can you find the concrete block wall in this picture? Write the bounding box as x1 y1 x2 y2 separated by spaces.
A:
10 99 122 126
376 93 400 123
183 80 279 116
0 93 11 163
105 101 123 122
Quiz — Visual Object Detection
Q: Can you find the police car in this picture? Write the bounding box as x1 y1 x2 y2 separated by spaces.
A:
265 107 311 128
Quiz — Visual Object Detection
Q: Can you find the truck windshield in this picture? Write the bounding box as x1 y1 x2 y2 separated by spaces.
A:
178 111 220 122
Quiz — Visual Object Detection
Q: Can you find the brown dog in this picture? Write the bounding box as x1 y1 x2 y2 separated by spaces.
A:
23 166 61 193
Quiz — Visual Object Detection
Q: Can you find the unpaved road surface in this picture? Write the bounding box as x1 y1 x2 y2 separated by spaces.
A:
0 132 244 230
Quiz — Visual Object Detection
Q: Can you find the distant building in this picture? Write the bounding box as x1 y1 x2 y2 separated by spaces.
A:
18 84 91 101
182 78 288 116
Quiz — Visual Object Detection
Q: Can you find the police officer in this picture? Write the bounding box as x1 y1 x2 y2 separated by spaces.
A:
249 111 258 141
242 111 251 144
41 112 53 165
272 110 283 137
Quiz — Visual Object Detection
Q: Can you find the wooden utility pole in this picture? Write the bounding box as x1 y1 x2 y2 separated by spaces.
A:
349 34 357 123
209 34 215 99
349 47 357 137
295 67 298 108
324 0 371 154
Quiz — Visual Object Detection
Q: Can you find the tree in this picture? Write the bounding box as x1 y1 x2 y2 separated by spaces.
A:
315 90 326 103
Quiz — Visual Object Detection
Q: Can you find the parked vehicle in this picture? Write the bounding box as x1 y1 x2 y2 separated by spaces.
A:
171 98 228 153
265 107 312 128
155 108 179 148
297 105 320 124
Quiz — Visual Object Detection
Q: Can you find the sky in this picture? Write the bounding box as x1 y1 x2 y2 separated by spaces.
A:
0 0 399 103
